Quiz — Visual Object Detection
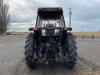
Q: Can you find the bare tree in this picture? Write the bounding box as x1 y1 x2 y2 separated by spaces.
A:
0 0 10 34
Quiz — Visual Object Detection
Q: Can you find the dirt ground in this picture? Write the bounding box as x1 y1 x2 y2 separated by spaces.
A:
0 35 100 75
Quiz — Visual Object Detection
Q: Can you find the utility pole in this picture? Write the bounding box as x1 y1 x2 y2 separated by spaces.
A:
69 8 72 27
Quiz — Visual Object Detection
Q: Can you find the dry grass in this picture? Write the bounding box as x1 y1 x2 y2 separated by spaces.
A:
73 32 100 37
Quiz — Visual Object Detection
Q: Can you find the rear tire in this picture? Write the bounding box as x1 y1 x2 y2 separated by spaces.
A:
65 32 77 69
25 33 37 69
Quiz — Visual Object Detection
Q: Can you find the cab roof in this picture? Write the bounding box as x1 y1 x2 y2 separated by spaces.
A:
38 7 63 16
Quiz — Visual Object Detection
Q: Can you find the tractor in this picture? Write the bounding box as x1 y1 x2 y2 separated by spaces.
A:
25 7 77 69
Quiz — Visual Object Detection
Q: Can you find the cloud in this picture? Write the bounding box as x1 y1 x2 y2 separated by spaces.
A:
7 23 35 32
4 0 100 32
5 0 59 22
5 0 34 22
33 0 59 7
56 0 100 31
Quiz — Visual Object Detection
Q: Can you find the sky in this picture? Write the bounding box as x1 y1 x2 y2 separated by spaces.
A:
4 0 100 32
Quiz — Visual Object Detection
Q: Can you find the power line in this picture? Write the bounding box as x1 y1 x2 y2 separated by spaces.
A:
8 6 36 15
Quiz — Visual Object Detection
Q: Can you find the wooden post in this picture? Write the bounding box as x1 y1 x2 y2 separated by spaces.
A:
75 35 76 38
83 35 84 39
92 35 94 39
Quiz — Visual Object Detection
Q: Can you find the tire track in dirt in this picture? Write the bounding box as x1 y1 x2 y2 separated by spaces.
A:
12 57 100 75
14 59 57 75
77 55 100 71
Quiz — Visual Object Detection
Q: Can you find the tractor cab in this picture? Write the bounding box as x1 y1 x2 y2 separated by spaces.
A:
37 8 65 27
36 8 65 36
31 8 67 43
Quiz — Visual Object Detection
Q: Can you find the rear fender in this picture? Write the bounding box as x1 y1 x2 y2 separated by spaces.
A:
29 27 41 46
64 27 72 31
29 28 37 31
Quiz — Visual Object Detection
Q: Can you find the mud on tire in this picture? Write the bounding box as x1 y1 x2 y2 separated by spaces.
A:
65 32 77 69
25 33 37 69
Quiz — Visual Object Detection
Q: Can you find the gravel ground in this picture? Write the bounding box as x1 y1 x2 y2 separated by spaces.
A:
0 35 100 75
77 38 100 66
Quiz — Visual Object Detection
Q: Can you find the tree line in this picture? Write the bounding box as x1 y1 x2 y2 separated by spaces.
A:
0 0 10 34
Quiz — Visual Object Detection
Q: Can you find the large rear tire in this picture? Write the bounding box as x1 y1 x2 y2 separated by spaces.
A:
65 32 77 69
25 33 37 69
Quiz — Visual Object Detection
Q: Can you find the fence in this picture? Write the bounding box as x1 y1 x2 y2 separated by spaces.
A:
74 35 100 39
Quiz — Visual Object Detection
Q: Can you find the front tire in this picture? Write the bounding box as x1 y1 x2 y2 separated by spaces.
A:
65 32 77 69
25 33 37 69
